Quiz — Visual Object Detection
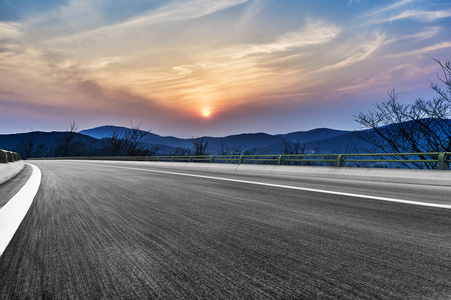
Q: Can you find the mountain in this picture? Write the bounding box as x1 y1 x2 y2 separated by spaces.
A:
79 126 192 149
279 128 352 143
208 132 286 154
0 131 99 158
80 126 350 155
1 126 360 157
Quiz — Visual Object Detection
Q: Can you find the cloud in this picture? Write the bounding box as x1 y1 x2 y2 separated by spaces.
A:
367 0 415 16
348 0 361 6
364 0 451 24
386 41 451 58
400 26 441 41
230 19 340 58
0 21 22 39
316 31 386 72
122 0 249 27
1 0 450 135
50 0 248 43
382 9 451 23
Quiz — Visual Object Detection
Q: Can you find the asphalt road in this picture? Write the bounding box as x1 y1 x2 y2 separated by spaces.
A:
1 160 450 299
0 164 31 209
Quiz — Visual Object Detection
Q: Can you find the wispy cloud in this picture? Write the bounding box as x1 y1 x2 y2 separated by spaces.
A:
0 22 22 39
364 0 451 24
230 20 340 58
121 0 249 27
400 26 441 41
386 41 451 58
367 0 415 16
348 0 361 6
316 31 386 72
51 0 249 43
380 9 451 23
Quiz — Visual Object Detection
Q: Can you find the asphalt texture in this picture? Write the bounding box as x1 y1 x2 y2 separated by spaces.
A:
0 164 32 209
0 160 450 299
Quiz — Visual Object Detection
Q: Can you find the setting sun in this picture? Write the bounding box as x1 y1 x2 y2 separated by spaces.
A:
203 111 210 117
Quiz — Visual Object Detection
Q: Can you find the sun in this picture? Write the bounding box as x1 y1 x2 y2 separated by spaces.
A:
203 111 211 117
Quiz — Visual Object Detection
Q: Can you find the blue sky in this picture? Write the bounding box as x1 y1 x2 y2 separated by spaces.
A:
1 0 450 137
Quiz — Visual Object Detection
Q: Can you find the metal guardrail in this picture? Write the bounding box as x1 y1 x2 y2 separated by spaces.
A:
30 152 451 170
0 149 22 163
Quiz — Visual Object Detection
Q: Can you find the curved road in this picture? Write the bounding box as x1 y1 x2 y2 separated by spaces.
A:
1 160 451 299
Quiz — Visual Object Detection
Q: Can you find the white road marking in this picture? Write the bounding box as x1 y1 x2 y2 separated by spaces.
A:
0 164 41 257
79 162 451 210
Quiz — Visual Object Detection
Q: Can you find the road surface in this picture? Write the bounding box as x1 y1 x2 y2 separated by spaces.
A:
1 160 450 299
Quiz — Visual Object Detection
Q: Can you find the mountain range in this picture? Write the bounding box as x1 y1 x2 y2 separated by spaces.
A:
78 126 360 154
0 125 369 158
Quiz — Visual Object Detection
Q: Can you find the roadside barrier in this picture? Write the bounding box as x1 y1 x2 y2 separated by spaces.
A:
0 150 22 163
29 152 451 170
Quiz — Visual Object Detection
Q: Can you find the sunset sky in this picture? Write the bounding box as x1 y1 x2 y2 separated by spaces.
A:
1 0 450 137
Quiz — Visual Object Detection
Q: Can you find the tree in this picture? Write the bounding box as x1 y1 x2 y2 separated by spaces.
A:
355 59 451 169
101 123 159 156
171 146 192 156
282 139 306 155
51 121 86 157
191 137 209 156
15 130 46 159
282 139 306 165
217 139 244 155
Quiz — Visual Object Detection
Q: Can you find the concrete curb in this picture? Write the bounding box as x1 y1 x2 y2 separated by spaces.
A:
76 160 451 187
0 162 25 185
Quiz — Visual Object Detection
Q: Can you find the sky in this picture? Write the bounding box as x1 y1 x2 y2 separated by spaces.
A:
1 0 450 137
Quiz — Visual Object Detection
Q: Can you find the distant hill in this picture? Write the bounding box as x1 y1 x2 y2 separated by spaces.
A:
79 126 353 155
3 119 449 159
0 131 99 158
278 128 351 143
80 126 287 154
79 126 192 149
1 125 363 158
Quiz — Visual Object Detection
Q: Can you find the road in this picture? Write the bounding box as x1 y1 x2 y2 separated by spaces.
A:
1 160 451 299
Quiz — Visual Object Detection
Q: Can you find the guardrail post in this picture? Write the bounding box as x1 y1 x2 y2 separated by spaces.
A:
336 154 344 167
438 152 449 170
189 156 193 162
210 156 215 163
6 151 13 162
239 155 244 164
171 156 175 162
277 155 283 165
157 156 161 162
0 150 7 163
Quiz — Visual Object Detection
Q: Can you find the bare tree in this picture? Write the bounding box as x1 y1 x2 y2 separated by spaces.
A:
102 127 128 156
281 139 306 165
51 121 85 157
171 146 192 156
283 139 306 155
217 139 244 155
123 124 159 156
191 137 209 156
15 130 46 159
355 59 451 169
242 147 257 155
102 123 159 156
